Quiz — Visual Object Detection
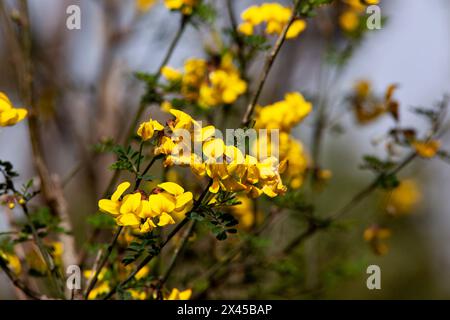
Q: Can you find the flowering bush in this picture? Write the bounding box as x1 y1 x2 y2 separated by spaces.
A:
0 0 449 300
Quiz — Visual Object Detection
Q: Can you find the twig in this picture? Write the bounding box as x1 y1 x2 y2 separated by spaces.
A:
241 0 303 127
158 220 196 287
21 203 65 297
83 226 123 299
0 259 42 300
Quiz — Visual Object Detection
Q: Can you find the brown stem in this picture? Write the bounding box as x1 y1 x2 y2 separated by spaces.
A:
0 259 42 300
83 226 123 299
241 0 303 127
158 220 196 287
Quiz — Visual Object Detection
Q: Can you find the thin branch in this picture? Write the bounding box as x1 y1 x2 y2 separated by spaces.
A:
83 226 123 299
241 0 303 127
0 259 42 300
158 220 196 287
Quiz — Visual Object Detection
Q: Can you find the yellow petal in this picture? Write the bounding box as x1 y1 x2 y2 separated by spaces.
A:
116 213 141 226
120 193 141 214
157 182 184 196
98 199 120 215
175 192 193 210
179 289 192 300
157 213 175 226
149 193 176 215
111 182 131 201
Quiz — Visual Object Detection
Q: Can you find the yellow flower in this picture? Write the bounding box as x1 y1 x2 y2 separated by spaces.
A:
344 0 379 12
136 0 157 12
255 92 312 132
98 182 156 232
238 3 307 39
412 140 441 158
164 0 197 15
88 281 110 300
0 92 27 127
165 288 192 300
164 56 246 108
363 225 391 256
137 118 164 141
128 289 147 300
135 265 150 280
161 66 182 82
286 20 307 39
339 10 360 32
386 179 421 216
158 182 193 216
0 250 21 275
351 80 398 124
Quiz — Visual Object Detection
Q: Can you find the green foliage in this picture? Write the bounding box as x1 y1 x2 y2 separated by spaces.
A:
87 214 116 230
191 1 216 26
241 34 271 52
21 207 67 236
189 204 239 241
134 71 163 105
122 234 158 266
298 0 334 17
360 155 397 174
92 138 116 154
110 145 141 174
376 173 400 190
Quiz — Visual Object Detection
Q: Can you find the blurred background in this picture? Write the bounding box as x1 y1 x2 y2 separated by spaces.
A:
0 0 449 299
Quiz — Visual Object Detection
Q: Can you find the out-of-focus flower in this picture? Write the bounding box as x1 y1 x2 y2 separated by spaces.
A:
0 92 27 127
363 225 391 256
238 3 307 39
162 55 247 109
339 0 380 33
136 0 197 15
137 118 164 141
136 0 157 12
411 140 441 158
0 250 21 275
230 196 263 230
255 92 312 133
386 179 421 216
161 66 183 82
164 0 198 15
164 288 192 300
84 269 110 300
339 10 359 32
351 80 399 124
128 289 147 300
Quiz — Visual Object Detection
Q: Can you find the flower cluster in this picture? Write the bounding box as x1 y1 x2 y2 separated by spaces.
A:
0 250 21 275
137 118 165 141
162 54 247 109
0 92 27 127
150 108 288 198
363 225 391 256
254 92 312 189
254 92 312 132
339 0 380 33
164 288 192 300
136 0 198 15
98 181 193 232
238 3 307 39
385 179 421 216
351 80 398 125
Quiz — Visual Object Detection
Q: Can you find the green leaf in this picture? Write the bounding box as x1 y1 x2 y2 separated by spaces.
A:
377 173 400 190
